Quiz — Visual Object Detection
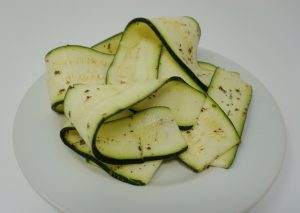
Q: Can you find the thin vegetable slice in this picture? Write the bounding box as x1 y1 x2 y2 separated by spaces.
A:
92 33 122 54
92 33 216 88
64 78 188 164
179 96 240 172
95 107 187 164
131 77 206 129
106 17 209 90
208 68 252 168
158 47 202 91
61 121 162 185
46 45 113 113
106 21 162 84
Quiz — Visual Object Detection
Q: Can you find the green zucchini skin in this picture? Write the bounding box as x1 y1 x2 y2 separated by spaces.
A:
51 101 64 114
124 17 208 91
60 127 146 185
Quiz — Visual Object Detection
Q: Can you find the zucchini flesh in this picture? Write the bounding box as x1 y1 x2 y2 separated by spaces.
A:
106 22 162 84
64 79 167 147
158 47 202 91
208 68 252 168
179 97 240 172
198 61 217 72
64 78 190 164
106 109 133 122
95 107 187 164
61 124 162 185
196 61 216 86
150 17 209 88
92 33 122 54
92 33 216 89
45 45 113 113
208 68 252 135
106 17 209 90
131 78 206 129
209 145 238 168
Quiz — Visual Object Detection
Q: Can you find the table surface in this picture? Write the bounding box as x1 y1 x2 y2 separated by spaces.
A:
1 0 299 212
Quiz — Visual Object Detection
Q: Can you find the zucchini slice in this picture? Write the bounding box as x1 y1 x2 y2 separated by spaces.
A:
149 17 209 89
63 79 187 164
207 68 252 168
198 61 217 72
197 61 216 86
45 45 113 113
179 96 240 172
106 17 209 90
60 122 162 185
95 107 187 164
131 77 206 129
106 21 162 84
106 109 133 122
209 145 238 168
158 47 202 91
91 33 216 88
208 68 252 135
92 32 122 54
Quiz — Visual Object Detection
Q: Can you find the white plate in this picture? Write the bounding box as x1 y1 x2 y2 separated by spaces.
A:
13 48 286 213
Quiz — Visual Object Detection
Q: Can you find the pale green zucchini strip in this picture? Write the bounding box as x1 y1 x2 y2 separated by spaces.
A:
60 121 162 185
64 78 189 164
95 107 187 164
179 96 240 172
208 68 252 168
131 78 206 128
45 45 113 113
106 17 210 90
92 33 122 54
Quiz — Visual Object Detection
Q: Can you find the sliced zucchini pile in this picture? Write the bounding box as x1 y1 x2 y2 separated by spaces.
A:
45 16 252 185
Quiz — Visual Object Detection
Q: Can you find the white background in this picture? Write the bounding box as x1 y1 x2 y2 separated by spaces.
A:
1 0 299 212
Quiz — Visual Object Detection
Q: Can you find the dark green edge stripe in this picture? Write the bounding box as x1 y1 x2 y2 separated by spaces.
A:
60 127 145 186
177 157 206 173
51 101 64 114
